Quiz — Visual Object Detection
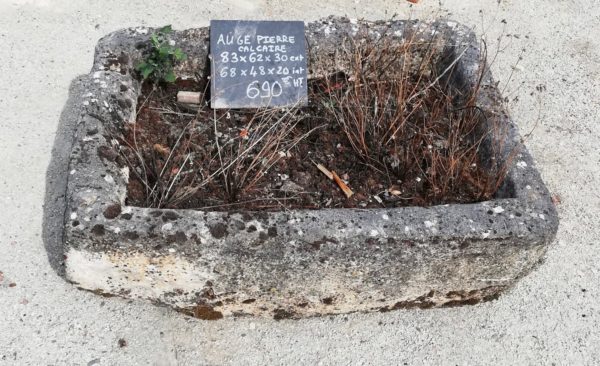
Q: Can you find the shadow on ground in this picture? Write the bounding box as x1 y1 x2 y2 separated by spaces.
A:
43 75 87 276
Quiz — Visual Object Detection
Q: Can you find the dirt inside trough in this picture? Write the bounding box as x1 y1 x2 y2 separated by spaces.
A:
116 47 507 211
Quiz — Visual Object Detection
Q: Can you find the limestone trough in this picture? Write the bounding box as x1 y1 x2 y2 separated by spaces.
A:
62 18 558 319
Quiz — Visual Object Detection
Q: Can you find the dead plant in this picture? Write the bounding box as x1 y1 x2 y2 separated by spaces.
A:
315 26 513 204
211 105 321 202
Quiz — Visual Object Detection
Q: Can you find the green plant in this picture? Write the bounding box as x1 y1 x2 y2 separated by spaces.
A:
135 25 187 83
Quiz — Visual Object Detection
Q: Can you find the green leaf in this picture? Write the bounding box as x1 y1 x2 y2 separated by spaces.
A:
141 65 155 79
173 48 186 61
164 70 177 83
150 33 160 47
159 25 173 34
137 26 184 83
158 45 171 58
135 61 148 71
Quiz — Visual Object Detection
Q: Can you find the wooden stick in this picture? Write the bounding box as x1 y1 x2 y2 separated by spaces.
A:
312 160 354 198
313 160 334 180
177 91 201 104
332 171 354 198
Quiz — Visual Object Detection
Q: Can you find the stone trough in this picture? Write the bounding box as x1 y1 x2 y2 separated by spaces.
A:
62 18 558 319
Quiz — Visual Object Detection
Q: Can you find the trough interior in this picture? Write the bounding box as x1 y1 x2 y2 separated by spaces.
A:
115 22 517 212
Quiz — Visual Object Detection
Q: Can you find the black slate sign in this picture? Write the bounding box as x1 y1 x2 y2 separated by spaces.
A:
210 20 308 109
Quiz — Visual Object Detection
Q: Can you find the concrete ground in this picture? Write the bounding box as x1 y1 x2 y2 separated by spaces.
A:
0 0 598 364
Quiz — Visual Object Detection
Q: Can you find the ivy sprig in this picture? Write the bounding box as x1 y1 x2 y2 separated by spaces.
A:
135 25 187 83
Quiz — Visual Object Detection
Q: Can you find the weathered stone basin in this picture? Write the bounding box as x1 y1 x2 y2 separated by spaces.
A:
62 17 558 319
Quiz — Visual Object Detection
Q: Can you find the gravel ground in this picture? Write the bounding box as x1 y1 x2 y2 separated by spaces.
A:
0 0 599 365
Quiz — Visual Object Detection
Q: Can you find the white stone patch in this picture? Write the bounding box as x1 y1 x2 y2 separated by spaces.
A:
70 212 78 220
482 231 491 239
447 21 457 27
70 169 76 175
382 214 390 221
196 224 210 240
404 226 410 232
120 166 130 181
424 220 435 228
493 206 505 214
516 161 528 168
539 214 546 220
369 229 379 237
161 223 173 232
247 220 264 232
65 248 214 308
81 193 98 205
103 175 114 184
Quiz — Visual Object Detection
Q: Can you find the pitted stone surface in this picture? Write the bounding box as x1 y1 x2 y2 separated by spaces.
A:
63 17 558 319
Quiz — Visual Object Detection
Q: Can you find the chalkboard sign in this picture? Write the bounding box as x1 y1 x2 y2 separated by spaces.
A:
210 20 308 109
